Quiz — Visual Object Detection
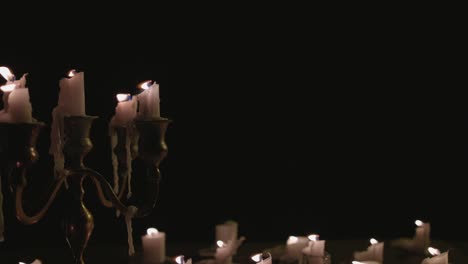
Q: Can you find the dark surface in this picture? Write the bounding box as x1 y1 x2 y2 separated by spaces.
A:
1 239 467 264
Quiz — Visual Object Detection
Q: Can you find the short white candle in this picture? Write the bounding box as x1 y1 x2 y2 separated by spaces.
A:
215 240 233 264
286 236 309 259
251 252 272 264
0 67 33 123
142 228 166 264
352 261 381 264
302 234 326 257
353 238 383 262
137 80 160 119
421 248 448 264
216 220 238 243
175 255 192 264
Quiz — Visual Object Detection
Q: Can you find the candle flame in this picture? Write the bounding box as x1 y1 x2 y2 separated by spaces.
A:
287 236 299 245
308 234 319 241
68 69 76 77
251 253 262 262
146 228 159 236
175 255 184 264
0 66 15 81
415 220 423 227
428 247 441 256
217 240 226 248
116 93 131 102
370 238 378 245
1 83 16 92
352 261 364 264
139 80 153 90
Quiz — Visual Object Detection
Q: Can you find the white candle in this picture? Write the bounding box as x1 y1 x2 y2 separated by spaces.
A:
50 70 86 178
215 240 234 264
352 261 381 264
137 80 160 119
216 220 238 243
421 250 448 264
286 236 309 259
251 253 272 264
0 68 32 123
58 70 85 116
302 234 326 257
414 220 430 249
175 255 192 264
111 94 137 127
142 228 166 264
353 238 383 262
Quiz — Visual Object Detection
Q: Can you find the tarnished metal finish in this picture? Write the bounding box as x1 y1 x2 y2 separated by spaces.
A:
63 116 97 169
63 171 94 264
134 118 171 218
0 122 45 166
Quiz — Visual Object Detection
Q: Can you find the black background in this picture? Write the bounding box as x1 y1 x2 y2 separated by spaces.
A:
0 13 466 259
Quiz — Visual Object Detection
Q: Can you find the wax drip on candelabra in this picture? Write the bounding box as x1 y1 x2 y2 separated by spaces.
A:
110 129 119 194
125 130 133 199
125 206 138 256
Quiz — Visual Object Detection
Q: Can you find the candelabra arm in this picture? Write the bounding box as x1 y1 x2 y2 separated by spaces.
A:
84 168 128 215
15 167 68 225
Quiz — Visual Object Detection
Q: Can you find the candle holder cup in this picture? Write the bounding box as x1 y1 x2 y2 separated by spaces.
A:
0 116 171 264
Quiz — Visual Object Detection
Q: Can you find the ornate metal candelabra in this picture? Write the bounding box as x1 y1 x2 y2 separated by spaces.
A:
0 116 170 264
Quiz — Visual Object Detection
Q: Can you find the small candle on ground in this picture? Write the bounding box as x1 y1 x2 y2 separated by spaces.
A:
421 247 448 264
251 252 272 264
142 227 166 264
302 234 326 257
286 235 309 259
353 238 383 262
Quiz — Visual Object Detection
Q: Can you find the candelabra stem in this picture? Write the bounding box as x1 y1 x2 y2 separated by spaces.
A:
63 171 94 264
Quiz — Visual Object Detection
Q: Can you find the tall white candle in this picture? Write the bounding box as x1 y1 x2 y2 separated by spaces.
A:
137 80 160 119
414 220 430 249
286 236 309 259
50 70 86 177
251 253 272 264
142 228 166 264
216 220 238 243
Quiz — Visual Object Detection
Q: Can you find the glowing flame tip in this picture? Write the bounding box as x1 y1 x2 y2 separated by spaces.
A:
251 253 262 262
428 247 441 256
0 66 14 81
146 228 159 236
175 255 184 264
68 69 76 77
370 238 378 245
1 83 16 92
415 220 423 227
140 80 153 90
116 93 131 102
308 234 319 241
217 240 226 248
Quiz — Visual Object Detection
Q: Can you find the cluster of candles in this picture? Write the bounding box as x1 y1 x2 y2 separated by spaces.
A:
0 66 161 245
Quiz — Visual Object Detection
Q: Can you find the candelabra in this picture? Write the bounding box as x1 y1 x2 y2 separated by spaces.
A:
0 116 170 264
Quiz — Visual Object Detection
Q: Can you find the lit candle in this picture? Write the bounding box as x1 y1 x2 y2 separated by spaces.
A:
352 261 381 264
137 80 160 119
216 220 238 243
142 228 166 264
421 247 448 264
0 67 32 123
414 220 430 250
286 236 309 259
302 234 326 257
215 240 234 264
175 255 193 264
50 69 86 177
109 94 137 199
251 252 272 264
353 238 383 262
111 94 137 127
